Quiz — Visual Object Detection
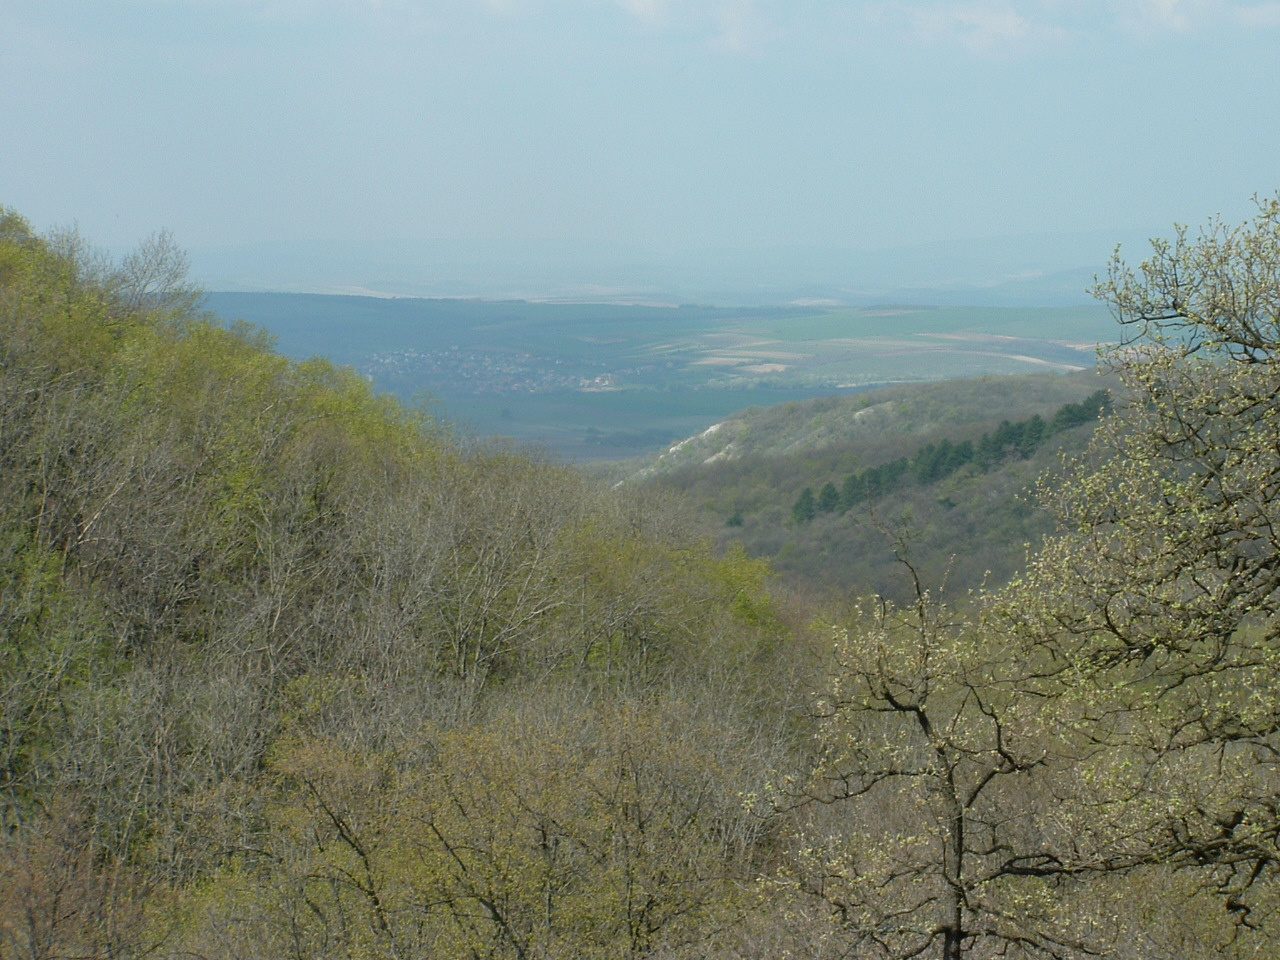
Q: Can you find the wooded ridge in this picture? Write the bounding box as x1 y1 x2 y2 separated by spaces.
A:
4 203 1280 959
621 374 1116 603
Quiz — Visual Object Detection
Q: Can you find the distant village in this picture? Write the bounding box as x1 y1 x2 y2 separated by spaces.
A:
362 347 621 395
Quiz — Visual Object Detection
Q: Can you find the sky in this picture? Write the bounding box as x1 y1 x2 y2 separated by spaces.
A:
4 0 1280 296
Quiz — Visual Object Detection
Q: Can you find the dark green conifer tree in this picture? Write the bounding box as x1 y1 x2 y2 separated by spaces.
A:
792 487 816 525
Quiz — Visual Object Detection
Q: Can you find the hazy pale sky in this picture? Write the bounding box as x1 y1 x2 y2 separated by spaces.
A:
5 0 1279 259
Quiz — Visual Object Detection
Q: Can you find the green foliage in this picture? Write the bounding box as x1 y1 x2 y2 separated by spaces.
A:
787 581 1117 960
816 481 840 514
219 696 772 960
987 197 1280 951
0 210 804 958
0 532 112 827
791 486 816 525
824 391 1110 516
13 201 1280 959
637 371 1111 599
763 188 1280 956
749 383 1111 602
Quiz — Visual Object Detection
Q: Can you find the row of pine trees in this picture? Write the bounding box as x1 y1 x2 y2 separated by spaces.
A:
790 390 1111 524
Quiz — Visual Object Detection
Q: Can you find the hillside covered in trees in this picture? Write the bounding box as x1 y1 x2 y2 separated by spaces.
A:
0 210 809 958
5 202 1280 960
620 371 1116 603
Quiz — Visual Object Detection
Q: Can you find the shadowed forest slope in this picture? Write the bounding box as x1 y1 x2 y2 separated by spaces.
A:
617 370 1115 603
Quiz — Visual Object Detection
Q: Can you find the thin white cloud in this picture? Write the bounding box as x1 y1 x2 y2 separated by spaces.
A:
863 1 1071 56
913 4 1035 53
613 0 773 52
471 0 527 13
857 0 1280 54
1235 1 1280 25
709 0 769 52
618 0 669 25
1111 0 1196 34
1109 0 1280 35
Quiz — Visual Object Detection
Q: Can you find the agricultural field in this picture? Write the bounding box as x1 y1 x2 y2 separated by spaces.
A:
207 293 1118 459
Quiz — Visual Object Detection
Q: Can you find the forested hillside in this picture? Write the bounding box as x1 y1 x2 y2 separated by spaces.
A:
623 371 1116 602
4 204 1280 960
0 210 810 958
